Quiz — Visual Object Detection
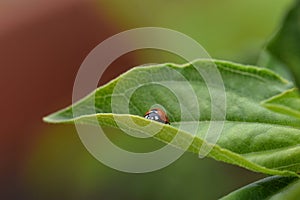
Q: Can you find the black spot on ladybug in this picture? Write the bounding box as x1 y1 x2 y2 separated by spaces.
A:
144 108 170 124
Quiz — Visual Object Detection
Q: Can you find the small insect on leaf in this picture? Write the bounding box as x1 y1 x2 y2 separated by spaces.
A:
144 108 170 124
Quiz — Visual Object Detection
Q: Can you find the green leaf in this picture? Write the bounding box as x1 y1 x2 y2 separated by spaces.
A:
262 88 300 119
221 176 300 200
257 51 293 81
44 60 300 176
259 0 300 87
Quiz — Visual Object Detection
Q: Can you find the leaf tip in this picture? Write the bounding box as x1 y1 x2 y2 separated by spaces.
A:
42 113 62 124
42 108 74 124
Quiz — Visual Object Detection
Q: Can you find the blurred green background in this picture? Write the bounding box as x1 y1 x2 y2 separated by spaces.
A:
0 0 294 199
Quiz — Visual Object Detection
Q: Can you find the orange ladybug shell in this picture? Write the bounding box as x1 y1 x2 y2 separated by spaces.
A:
144 108 170 124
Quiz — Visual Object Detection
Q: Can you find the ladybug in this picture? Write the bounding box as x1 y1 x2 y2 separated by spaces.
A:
144 108 170 124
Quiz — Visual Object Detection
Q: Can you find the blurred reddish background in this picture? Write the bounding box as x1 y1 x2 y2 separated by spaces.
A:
0 0 137 198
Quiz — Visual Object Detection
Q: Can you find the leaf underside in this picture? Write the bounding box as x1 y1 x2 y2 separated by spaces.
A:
44 59 300 177
263 88 300 120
